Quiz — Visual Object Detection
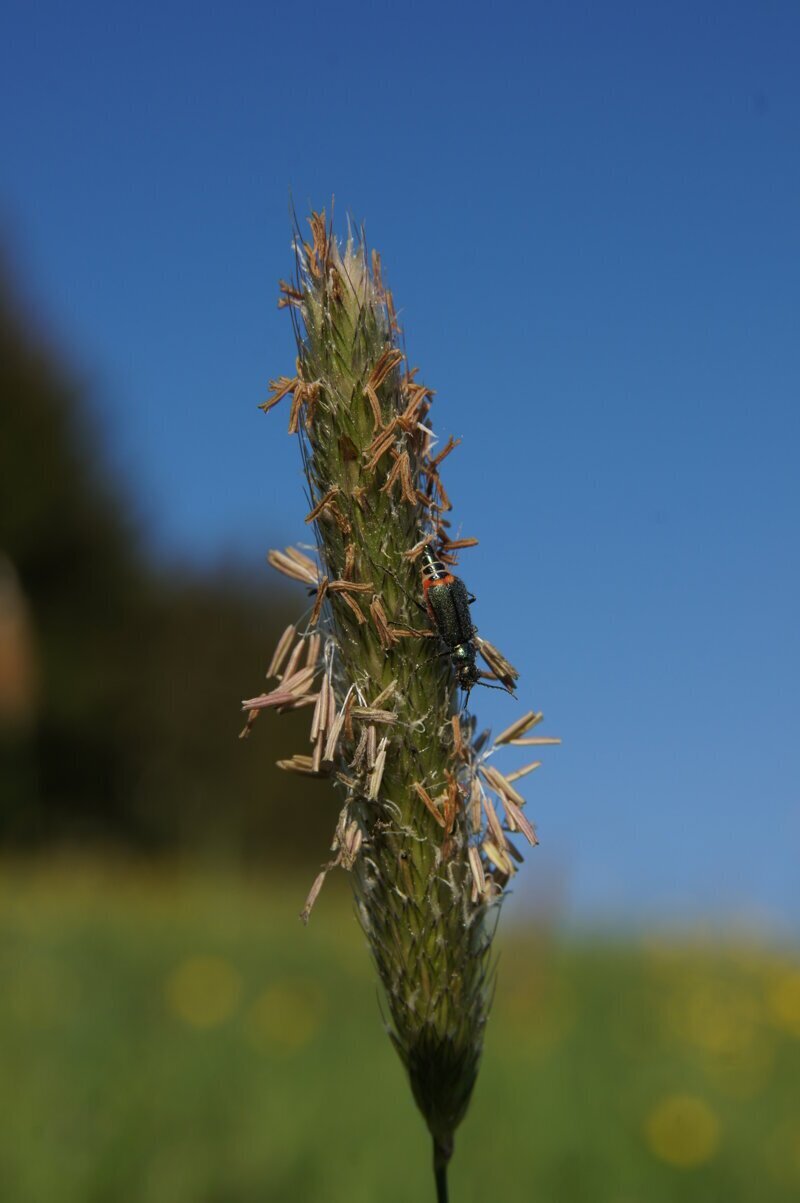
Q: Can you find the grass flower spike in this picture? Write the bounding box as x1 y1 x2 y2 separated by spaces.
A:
244 210 558 1200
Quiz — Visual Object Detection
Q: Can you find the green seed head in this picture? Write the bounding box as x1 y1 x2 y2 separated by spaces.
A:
244 210 558 1161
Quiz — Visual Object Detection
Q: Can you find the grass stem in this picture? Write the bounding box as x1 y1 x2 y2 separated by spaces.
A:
433 1136 452 1203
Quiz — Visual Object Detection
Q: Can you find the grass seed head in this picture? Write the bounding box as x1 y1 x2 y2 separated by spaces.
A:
246 209 558 1165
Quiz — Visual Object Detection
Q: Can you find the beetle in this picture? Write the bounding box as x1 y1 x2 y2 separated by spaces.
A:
419 547 481 694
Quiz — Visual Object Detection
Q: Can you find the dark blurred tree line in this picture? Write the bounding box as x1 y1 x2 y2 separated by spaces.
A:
0 265 333 865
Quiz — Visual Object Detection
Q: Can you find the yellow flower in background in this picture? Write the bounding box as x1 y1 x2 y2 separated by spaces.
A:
662 974 762 1054
656 967 778 1099
165 955 242 1029
686 982 760 1055
244 979 325 1053
644 1094 720 1168
767 970 800 1038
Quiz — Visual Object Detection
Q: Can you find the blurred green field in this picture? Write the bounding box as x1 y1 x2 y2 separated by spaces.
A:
2 859 799 1203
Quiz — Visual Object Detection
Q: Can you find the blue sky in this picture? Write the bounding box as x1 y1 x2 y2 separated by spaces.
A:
2 1 799 930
